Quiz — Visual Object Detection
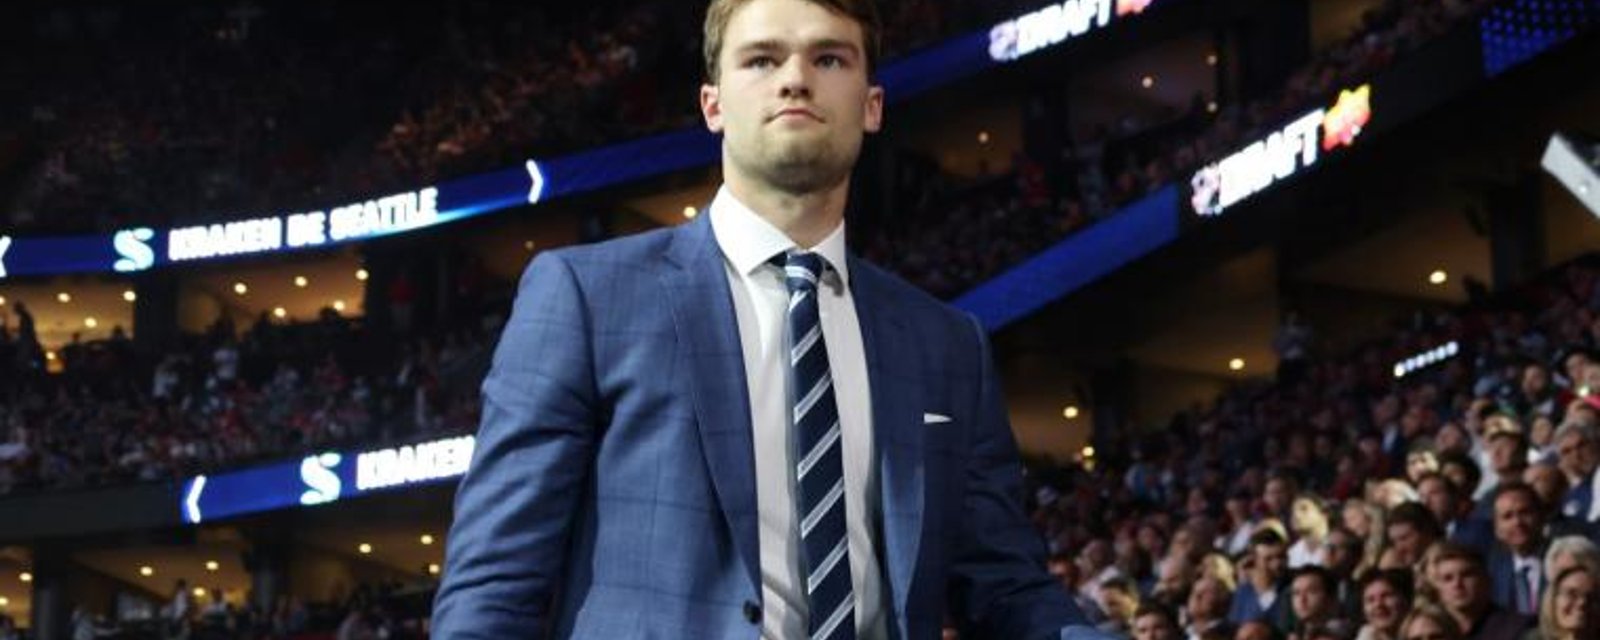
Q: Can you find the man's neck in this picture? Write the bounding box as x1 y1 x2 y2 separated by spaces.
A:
1451 603 1489 633
725 173 848 249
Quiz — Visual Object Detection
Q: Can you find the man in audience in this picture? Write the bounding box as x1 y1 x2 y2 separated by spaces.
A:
1486 482 1550 616
1432 544 1531 640
1230 530 1290 626
1477 416 1531 510
1286 566 1345 636
1185 575 1236 640
1385 503 1444 567
1132 603 1183 640
1553 423 1600 521
1320 527 1363 620
1288 497 1330 569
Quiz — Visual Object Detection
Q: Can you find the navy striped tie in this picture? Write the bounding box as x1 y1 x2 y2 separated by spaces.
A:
783 250 856 640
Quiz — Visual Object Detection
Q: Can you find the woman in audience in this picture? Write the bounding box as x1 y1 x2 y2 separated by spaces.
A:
1397 604 1463 640
1527 565 1599 640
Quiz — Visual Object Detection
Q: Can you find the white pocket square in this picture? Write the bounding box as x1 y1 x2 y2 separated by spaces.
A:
922 412 951 424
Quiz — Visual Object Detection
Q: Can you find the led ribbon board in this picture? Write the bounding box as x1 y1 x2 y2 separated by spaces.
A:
2 0 1173 279
988 0 1155 62
1393 341 1460 379
1189 84 1372 217
180 434 475 524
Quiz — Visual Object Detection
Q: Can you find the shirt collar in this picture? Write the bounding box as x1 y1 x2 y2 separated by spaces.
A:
707 185 850 285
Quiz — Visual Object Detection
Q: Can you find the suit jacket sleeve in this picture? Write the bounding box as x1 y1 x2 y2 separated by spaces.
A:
948 314 1103 640
432 252 599 639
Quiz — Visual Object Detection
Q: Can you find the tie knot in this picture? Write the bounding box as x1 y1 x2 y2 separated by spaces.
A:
783 251 825 293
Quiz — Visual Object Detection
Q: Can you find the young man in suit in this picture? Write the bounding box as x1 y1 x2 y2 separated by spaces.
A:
430 1 1105 638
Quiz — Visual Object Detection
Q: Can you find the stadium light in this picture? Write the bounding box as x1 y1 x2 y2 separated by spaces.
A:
56 292 71 303
1229 358 1246 371
139 566 154 577
123 290 137 302
233 282 248 296
205 561 219 572
293 276 308 288
420 534 435 546
1542 132 1600 218
355 269 369 282
358 543 373 555
1429 270 1448 285
18 573 30 583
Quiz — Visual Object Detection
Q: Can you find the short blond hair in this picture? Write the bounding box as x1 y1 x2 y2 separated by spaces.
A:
702 0 882 83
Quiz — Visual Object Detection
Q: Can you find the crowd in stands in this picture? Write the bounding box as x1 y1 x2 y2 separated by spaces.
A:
46 578 429 639
866 0 1499 298
1005 255 1600 640
2 0 1513 300
0 294 498 495
1 0 1032 236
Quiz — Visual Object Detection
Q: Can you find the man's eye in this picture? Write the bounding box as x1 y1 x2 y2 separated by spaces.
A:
745 56 777 69
817 54 846 68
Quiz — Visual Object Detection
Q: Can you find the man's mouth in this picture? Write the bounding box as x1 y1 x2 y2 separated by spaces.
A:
771 108 822 122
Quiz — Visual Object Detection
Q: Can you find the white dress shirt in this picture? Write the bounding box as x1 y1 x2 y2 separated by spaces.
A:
709 187 888 640
1511 553 1542 614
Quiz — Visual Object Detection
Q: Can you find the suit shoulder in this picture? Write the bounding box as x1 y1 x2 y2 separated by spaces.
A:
851 257 978 335
539 226 678 267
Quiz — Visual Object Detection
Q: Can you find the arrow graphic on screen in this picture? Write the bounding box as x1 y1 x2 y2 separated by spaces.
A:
527 160 547 205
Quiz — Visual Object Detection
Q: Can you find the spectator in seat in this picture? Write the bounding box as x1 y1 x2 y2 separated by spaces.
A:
1397 603 1463 640
1290 496 1332 569
1232 530 1291 627
1186 575 1236 640
1431 543 1531 640
1486 482 1553 616
1528 565 1599 640
1384 503 1444 568
1133 602 1184 640
1356 569 1414 640
1552 423 1600 522
1287 566 1347 638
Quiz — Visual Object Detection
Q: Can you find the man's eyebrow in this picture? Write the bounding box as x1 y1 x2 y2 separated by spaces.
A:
732 38 862 56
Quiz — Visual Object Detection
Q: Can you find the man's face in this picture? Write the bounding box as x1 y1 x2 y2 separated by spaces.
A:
1489 435 1525 475
1362 579 1406 631
1418 477 1456 524
1493 489 1542 553
700 0 884 196
1264 479 1291 513
1187 577 1228 622
1290 574 1332 623
1523 365 1550 398
1292 500 1323 534
1557 432 1600 478
1132 613 1179 640
1434 558 1486 612
1154 560 1191 601
1387 522 1423 561
1324 531 1359 574
1254 542 1287 583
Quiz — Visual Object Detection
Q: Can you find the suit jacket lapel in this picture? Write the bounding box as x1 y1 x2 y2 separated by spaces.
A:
661 215 762 594
851 257 926 623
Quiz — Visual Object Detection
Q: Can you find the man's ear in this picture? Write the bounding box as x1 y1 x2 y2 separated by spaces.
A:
863 85 885 134
700 83 724 133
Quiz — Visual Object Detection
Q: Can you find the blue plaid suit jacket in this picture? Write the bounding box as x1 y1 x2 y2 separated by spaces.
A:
431 214 1094 639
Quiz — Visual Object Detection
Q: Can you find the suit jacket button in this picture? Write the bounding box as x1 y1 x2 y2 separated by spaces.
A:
742 601 761 624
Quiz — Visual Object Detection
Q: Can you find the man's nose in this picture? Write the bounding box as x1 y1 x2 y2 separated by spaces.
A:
777 56 811 98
